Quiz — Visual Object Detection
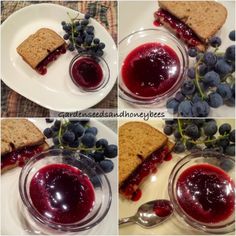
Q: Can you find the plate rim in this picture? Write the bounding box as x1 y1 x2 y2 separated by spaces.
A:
1 3 118 112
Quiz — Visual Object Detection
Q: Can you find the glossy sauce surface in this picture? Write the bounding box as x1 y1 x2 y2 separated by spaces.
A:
71 57 103 89
154 9 202 47
153 200 172 217
36 45 66 75
1 145 43 170
30 163 95 224
122 42 180 98
177 164 235 223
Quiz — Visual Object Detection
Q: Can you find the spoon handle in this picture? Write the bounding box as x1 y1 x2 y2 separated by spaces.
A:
119 216 135 225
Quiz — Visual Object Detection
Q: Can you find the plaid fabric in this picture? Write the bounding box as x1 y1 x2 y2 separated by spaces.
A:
1 1 117 117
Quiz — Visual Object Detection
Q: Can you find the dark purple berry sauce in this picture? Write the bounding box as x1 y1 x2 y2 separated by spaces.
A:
36 45 66 75
121 42 180 98
30 163 95 224
177 164 235 223
71 57 103 89
153 200 173 217
154 9 202 48
1 145 43 170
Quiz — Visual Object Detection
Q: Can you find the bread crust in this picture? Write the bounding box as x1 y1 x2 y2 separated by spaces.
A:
16 28 65 69
158 1 227 42
119 122 168 185
1 119 45 155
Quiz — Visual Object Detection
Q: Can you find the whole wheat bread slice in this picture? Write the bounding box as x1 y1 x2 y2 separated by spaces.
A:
119 122 168 185
1 119 45 155
158 1 227 42
16 28 65 69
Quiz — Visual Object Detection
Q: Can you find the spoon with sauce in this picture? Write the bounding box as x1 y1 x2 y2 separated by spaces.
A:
119 199 173 228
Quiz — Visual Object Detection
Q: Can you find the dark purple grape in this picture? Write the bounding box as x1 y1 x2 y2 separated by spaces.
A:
219 123 231 135
163 125 173 135
203 121 217 136
104 145 117 158
96 139 108 148
224 144 235 156
184 124 199 139
44 128 53 138
174 141 185 153
229 130 235 142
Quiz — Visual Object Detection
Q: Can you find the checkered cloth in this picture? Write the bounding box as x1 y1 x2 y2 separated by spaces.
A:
1 1 117 117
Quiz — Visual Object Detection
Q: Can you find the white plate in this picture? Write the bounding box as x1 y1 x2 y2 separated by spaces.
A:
119 119 235 235
1 118 118 235
1 3 117 112
118 0 235 117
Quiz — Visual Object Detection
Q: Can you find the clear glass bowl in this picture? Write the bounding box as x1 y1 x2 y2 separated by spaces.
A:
119 28 188 106
19 149 112 233
168 151 235 234
69 53 110 92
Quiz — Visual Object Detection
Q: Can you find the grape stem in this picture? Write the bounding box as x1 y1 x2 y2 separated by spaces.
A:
58 120 64 146
177 119 184 138
222 73 234 83
189 134 229 145
67 12 76 47
194 56 207 100
215 51 225 56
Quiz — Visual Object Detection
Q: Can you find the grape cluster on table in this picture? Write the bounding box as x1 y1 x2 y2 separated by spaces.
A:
44 118 117 173
61 12 106 56
163 119 235 157
167 30 235 117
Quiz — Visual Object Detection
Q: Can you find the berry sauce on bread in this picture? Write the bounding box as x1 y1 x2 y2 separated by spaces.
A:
16 28 66 75
119 122 174 201
155 1 227 51
1 119 49 173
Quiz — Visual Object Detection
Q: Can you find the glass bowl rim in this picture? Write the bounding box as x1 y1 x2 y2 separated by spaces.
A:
19 149 112 232
168 151 235 234
118 28 189 105
69 52 110 92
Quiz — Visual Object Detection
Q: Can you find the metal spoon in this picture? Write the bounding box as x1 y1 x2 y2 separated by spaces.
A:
119 199 173 228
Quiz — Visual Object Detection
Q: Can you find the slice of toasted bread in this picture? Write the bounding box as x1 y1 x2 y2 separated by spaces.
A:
119 122 168 185
1 119 45 155
1 142 49 174
16 28 65 69
158 1 227 42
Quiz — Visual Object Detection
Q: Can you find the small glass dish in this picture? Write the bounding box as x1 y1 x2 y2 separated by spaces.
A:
168 151 235 234
69 53 110 92
119 28 188 106
19 149 112 233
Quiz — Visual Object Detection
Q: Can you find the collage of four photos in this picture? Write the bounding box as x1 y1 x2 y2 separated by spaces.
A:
1 0 236 235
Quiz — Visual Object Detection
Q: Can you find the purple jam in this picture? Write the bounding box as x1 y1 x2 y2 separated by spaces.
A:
1 145 43 170
154 9 202 48
177 164 235 223
153 200 173 217
71 57 103 89
29 163 95 224
120 147 171 201
121 42 180 98
36 45 66 75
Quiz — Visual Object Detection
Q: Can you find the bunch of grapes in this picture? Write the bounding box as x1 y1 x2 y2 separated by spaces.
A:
163 119 235 157
43 118 117 173
61 12 106 56
167 30 235 117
